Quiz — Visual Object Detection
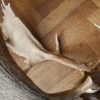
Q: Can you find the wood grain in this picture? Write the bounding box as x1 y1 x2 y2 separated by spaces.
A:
0 0 100 96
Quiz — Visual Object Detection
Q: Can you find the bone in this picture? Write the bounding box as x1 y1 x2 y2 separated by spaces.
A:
0 0 90 72
76 76 100 95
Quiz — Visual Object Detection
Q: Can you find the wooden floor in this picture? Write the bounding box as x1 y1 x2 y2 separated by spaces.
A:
0 0 100 94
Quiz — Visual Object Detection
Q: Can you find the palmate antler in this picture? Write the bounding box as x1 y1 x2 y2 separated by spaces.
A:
0 0 90 72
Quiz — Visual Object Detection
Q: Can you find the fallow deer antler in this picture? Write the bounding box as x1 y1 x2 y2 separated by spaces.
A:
0 0 90 72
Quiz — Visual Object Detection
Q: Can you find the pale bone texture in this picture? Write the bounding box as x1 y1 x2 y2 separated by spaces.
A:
76 76 100 96
0 0 90 73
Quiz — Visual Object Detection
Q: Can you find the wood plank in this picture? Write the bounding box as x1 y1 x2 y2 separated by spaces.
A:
92 0 100 7
88 9 100 31
38 0 65 17
30 0 46 10
42 0 98 52
47 70 83 93
35 0 85 38
27 61 83 94
85 30 100 57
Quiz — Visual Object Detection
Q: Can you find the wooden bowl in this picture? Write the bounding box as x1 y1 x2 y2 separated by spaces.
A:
0 0 100 98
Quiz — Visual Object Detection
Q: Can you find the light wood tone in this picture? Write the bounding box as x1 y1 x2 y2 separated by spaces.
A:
92 0 100 7
27 61 84 93
35 0 84 37
88 9 100 31
0 0 100 95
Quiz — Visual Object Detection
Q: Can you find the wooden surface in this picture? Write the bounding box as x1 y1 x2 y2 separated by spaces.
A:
0 0 100 95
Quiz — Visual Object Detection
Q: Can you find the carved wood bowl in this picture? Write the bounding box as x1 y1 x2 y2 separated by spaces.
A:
0 0 100 99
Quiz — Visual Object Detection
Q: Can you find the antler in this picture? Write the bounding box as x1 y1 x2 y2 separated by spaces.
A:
0 0 90 72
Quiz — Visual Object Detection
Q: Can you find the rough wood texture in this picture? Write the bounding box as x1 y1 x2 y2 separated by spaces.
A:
0 0 100 98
